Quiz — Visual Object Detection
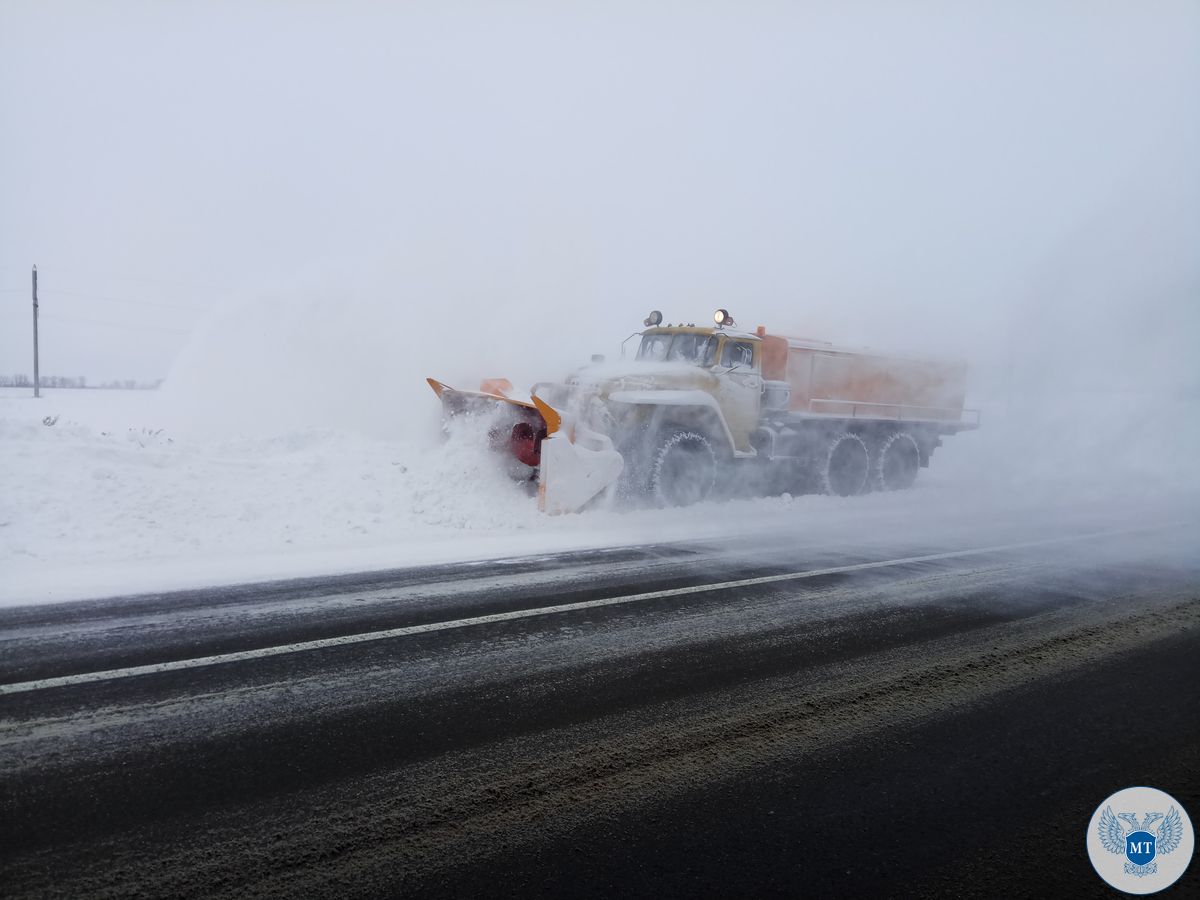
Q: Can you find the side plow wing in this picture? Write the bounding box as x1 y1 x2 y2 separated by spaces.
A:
426 377 538 416
427 377 547 469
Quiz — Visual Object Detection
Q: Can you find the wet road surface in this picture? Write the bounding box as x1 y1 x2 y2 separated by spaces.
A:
1 523 1197 898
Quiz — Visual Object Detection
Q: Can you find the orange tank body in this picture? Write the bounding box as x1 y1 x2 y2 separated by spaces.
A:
758 329 968 422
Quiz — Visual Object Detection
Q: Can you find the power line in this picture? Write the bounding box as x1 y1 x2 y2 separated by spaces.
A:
38 288 208 313
38 312 192 335
4 285 209 311
1 310 185 333
0 263 229 294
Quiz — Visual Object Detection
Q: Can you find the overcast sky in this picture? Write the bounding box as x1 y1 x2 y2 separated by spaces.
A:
1 1 1197 391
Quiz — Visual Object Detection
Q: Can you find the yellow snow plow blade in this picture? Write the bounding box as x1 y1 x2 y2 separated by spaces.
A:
428 376 553 476
531 395 562 436
428 377 622 513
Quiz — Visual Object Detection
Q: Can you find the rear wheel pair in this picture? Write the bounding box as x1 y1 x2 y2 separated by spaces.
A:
819 431 920 496
637 428 918 503
874 430 920 492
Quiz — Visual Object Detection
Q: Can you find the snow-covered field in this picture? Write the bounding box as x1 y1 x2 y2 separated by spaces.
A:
2 385 1196 606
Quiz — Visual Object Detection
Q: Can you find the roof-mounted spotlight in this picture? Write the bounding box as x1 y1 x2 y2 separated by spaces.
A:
644 310 663 327
714 308 735 327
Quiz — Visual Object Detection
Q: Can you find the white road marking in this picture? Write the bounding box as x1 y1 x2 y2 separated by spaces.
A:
0 526 1166 696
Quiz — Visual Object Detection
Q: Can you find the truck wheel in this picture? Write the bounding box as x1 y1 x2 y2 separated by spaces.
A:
650 431 717 507
820 433 870 496
874 431 920 491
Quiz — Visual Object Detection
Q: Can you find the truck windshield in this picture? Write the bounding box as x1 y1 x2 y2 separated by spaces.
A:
637 333 717 366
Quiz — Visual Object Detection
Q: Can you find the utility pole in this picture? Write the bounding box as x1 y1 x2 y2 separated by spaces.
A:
32 265 41 398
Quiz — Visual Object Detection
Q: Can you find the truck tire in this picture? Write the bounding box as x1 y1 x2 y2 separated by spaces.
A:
874 431 920 491
820 432 870 497
650 431 718 507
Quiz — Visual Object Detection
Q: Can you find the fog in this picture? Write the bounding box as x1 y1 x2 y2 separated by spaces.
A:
3 2 1198 507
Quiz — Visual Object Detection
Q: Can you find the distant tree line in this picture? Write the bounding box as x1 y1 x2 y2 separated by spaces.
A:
0 374 163 390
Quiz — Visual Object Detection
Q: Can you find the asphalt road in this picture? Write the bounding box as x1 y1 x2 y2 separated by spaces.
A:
1 522 1198 898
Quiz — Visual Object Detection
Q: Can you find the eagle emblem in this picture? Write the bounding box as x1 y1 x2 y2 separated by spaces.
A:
1098 805 1185 877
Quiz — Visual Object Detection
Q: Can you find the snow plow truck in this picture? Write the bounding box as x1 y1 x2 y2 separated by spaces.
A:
428 309 979 513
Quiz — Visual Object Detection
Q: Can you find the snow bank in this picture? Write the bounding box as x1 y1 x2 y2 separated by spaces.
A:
0 388 540 597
